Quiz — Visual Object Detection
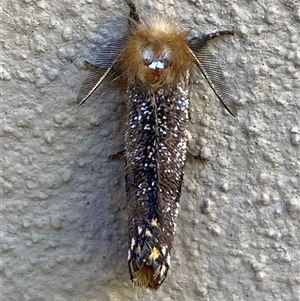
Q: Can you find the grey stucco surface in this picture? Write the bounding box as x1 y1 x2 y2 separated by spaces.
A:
1 0 300 300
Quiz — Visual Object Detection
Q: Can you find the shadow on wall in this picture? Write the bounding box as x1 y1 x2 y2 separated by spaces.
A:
74 77 129 283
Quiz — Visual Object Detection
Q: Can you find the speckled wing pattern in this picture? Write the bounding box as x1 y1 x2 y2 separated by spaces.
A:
125 74 190 289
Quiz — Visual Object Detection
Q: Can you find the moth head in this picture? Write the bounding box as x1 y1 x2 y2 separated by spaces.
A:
142 45 171 71
119 18 195 88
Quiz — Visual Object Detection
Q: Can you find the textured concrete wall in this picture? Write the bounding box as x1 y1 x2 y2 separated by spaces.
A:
2 0 299 300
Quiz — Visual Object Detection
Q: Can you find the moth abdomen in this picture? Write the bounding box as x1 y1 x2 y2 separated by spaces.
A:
128 219 170 289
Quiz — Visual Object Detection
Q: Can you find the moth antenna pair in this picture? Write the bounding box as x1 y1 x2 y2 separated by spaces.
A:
187 30 237 116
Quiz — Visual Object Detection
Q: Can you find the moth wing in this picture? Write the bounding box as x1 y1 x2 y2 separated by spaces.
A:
188 37 238 116
76 37 127 105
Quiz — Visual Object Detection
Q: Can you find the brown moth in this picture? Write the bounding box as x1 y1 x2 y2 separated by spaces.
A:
77 0 237 290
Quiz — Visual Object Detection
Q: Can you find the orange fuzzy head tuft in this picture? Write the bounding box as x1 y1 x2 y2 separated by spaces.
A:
118 18 195 88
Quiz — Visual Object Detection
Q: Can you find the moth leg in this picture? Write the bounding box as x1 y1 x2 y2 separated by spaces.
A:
188 30 234 49
124 0 141 27
109 149 125 160
186 151 208 162
84 60 104 71
201 30 234 43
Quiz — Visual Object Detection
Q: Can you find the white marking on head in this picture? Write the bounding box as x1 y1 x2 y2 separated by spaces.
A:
143 47 153 62
148 60 165 70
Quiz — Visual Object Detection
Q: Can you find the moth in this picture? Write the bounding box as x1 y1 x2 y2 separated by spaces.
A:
77 0 237 290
